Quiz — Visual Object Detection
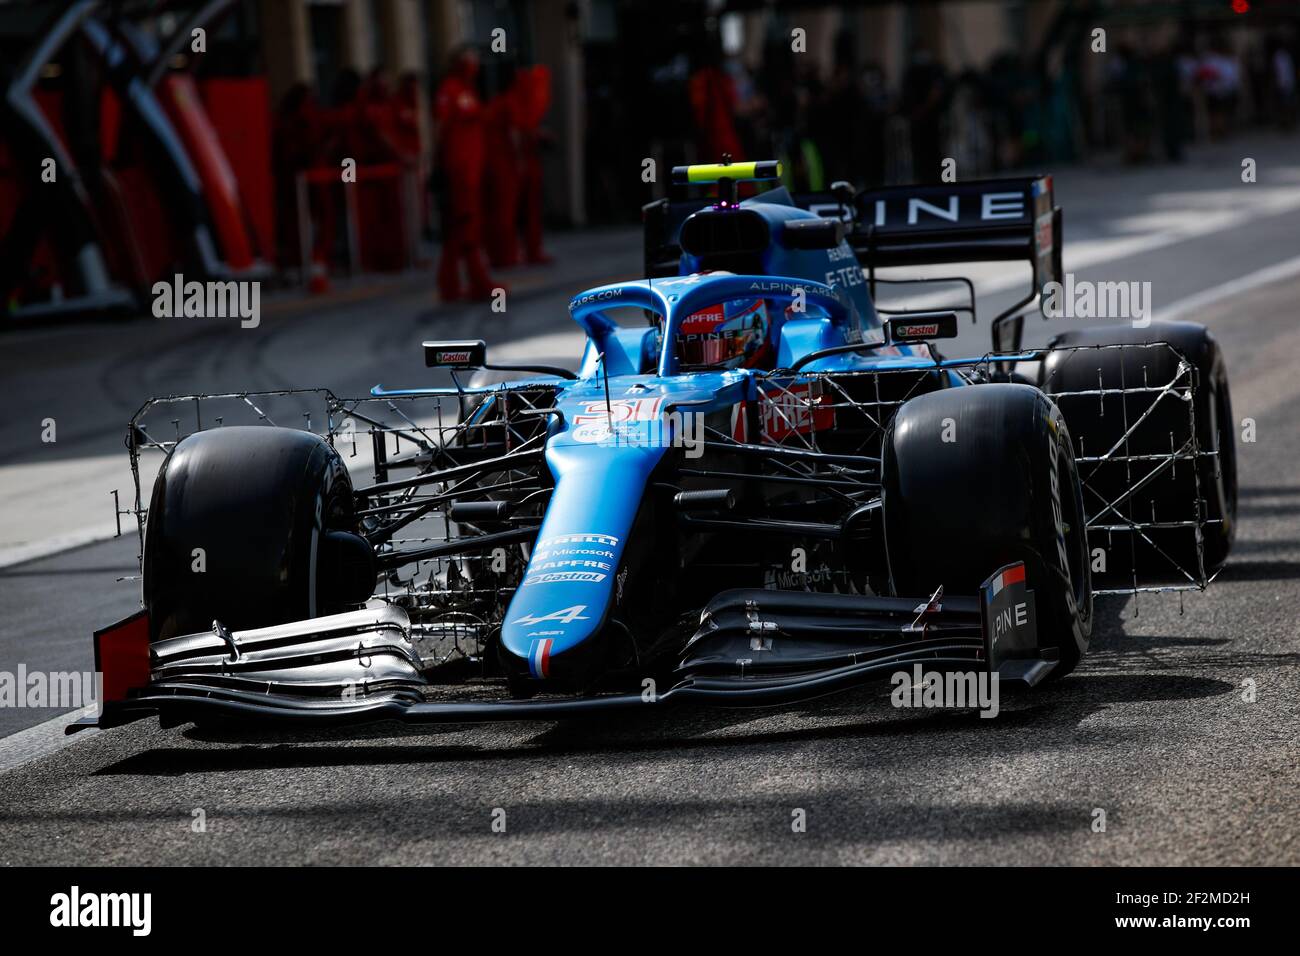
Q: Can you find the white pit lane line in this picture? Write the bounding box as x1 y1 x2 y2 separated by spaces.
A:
0 523 125 572
1154 253 1300 323
0 705 98 773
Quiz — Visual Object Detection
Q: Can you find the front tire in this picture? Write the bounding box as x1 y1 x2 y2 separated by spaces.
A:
882 384 1092 676
143 426 374 640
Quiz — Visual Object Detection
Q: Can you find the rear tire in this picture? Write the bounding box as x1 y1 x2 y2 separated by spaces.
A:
1040 321 1236 587
143 426 374 640
882 384 1092 676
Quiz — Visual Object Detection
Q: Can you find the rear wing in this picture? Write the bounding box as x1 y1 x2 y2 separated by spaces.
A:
645 177 1061 291
795 176 1063 296
643 175 1062 349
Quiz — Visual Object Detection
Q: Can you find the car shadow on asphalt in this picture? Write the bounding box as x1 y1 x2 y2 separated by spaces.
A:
91 664 1236 777
0 791 1090 847
1214 558 1300 582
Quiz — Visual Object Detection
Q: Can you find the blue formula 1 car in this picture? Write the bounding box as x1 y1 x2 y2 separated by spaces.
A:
79 161 1237 732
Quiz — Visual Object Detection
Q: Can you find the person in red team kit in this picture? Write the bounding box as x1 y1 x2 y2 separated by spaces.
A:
433 46 499 300
688 52 743 165
483 65 521 268
391 72 429 233
515 64 553 264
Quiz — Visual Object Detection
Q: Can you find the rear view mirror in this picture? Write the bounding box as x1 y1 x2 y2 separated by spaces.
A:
422 338 577 380
990 311 1025 379
991 312 1024 354
782 218 845 249
884 311 959 344
423 340 486 369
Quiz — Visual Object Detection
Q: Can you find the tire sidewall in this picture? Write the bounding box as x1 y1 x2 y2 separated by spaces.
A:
883 384 1092 673
143 427 353 639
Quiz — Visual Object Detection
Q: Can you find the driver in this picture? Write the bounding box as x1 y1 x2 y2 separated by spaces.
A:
675 298 780 370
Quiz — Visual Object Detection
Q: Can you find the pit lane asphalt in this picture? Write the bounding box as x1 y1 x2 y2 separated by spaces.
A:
1 140 1299 864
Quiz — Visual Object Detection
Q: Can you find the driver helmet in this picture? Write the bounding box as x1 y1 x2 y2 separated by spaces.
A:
675 298 776 369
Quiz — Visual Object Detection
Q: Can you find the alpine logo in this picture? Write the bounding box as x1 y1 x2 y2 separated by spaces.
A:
866 190 1027 228
512 606 589 627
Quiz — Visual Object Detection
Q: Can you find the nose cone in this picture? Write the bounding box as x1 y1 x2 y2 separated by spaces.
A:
499 437 666 682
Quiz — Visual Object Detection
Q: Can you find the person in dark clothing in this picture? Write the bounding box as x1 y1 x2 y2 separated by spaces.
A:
900 44 948 182
813 30 870 186
1154 41 1193 162
272 83 327 269
1114 44 1154 162
859 62 889 188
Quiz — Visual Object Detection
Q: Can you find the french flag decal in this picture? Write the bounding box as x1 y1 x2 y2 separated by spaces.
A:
985 562 1026 600
528 638 553 679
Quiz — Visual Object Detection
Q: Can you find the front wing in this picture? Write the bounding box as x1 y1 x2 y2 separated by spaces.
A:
72 563 1045 732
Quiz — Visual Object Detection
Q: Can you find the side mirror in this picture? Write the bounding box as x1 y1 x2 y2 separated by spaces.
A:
991 312 1024 354
990 311 1025 379
422 338 578 380
782 217 845 249
884 311 959 344
423 340 486 369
